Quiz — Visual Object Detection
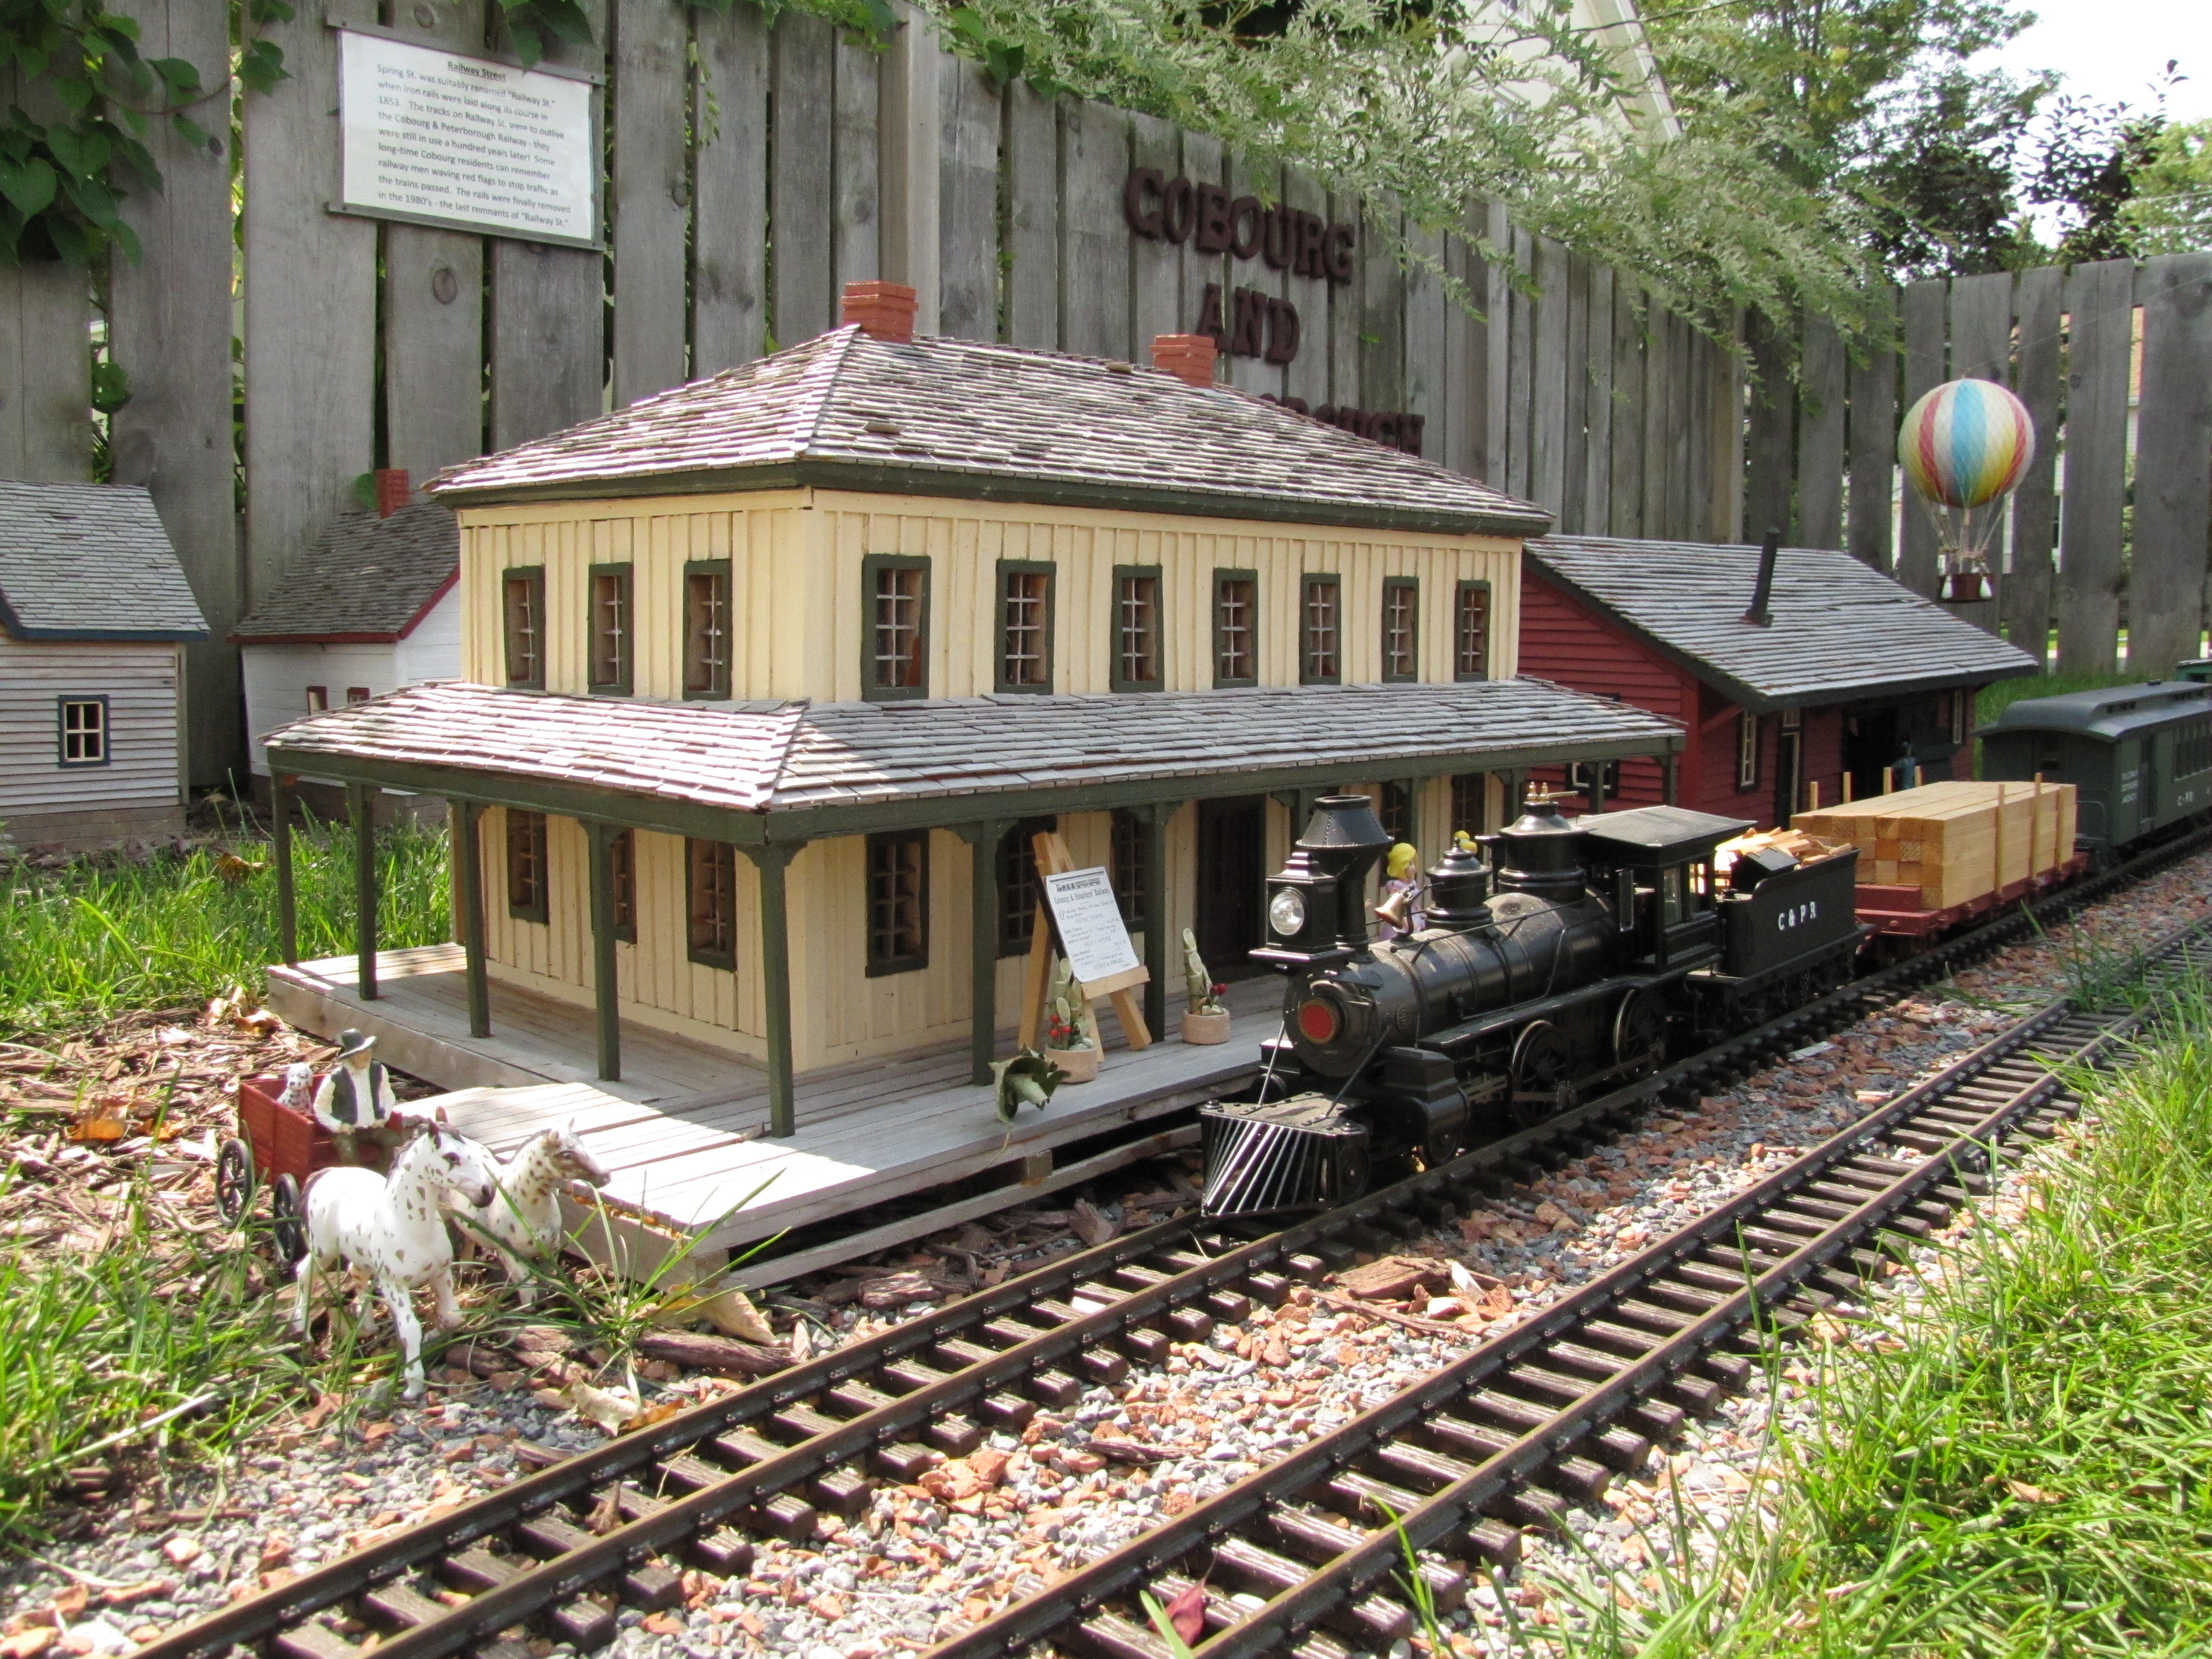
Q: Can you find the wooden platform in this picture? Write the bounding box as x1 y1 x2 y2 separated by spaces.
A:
265 947 1274 1283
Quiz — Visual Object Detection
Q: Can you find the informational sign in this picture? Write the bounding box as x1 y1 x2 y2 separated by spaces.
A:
337 28 599 247
1040 866 1142 989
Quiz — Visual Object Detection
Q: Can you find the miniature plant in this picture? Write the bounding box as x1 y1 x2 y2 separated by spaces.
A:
1045 996 1093 1052
1182 928 1226 1015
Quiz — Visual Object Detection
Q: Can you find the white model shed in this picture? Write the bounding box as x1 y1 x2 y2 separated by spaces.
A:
233 500 459 794
0 480 209 852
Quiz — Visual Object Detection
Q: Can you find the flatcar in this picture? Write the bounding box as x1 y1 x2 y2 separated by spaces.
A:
1979 678 2212 859
1200 793 1866 1214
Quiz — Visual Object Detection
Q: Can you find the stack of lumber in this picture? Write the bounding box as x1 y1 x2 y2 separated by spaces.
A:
1716 826 1854 872
1793 780 2077 912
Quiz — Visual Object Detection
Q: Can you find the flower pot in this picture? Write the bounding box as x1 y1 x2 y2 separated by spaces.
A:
1044 1045 1100 1083
1181 1009 1233 1045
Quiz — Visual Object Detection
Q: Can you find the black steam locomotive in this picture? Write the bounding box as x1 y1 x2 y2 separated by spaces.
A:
1199 792 1866 1215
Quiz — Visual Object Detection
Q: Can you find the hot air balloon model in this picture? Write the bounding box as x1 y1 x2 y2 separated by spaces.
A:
1898 377 2036 603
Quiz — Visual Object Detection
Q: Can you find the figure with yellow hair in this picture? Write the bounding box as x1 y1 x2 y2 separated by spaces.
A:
1375 841 1425 940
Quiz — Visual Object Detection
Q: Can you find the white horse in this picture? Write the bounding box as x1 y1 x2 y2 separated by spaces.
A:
292 1112 499 1399
453 1122 611 1303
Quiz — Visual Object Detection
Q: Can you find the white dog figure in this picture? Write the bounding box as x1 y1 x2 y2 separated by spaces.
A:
455 1121 611 1303
276 1061 314 1111
292 1110 499 1399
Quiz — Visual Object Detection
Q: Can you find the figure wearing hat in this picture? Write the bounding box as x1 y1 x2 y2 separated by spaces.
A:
1375 842 1427 941
312 1028 403 1166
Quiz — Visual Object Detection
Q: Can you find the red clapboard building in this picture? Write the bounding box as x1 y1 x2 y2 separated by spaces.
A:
1519 536 2039 828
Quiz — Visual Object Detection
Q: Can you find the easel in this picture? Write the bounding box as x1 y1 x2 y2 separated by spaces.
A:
1016 830 1153 1052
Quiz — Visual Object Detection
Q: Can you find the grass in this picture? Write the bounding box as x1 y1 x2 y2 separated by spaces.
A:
1544 977 2212 1656
0 812 451 1040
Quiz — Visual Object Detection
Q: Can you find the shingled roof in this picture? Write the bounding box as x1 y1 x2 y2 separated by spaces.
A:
0 480 207 640
265 678 1679 832
232 503 458 642
427 327 1554 539
1527 535 2038 712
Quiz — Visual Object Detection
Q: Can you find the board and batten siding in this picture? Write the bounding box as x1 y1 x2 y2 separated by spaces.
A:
455 490 1521 701
0 636 184 821
1516 576 1691 809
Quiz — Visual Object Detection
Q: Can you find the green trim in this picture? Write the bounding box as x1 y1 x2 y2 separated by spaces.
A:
739 843 800 1139
1300 573 1342 686
1453 578 1492 682
1380 575 1420 684
1210 568 1258 689
586 821 622 1082
350 784 380 1001
609 827 638 943
863 828 930 977
997 815 1057 958
273 773 298 967
587 562 634 697
993 558 1055 696
502 566 546 691
1109 565 1165 693
434 457 1556 541
953 819 1013 1086
681 559 735 700
506 807 551 925
455 800 491 1038
685 837 740 970
862 553 931 703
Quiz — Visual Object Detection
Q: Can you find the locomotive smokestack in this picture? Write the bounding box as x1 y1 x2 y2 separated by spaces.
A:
1742 527 1781 627
1297 795 1393 949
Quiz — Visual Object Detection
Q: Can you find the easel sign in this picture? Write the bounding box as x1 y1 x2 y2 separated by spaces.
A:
1017 832 1153 1052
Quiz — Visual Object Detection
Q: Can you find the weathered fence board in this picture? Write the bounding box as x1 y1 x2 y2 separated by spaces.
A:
2129 253 2212 675
1793 314 1845 549
1228 156 1288 400
1607 279 1643 539
1060 101 1129 361
2056 258 2134 673
611 0 690 404
1527 237 1568 518
1579 262 1613 535
1742 317 1792 541
935 54 1000 344
771 16 836 346
1947 270 2013 632
692 2 770 374
1007 87 1064 350
1282 169 1332 412
1845 287 1896 570
833 33 881 290
1558 253 1589 533
2005 266 2063 665
1894 279 1948 598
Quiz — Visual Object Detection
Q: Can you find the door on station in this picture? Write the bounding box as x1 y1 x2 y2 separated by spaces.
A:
1195 796 1268 979
1774 710 1803 827
1843 706 1898 802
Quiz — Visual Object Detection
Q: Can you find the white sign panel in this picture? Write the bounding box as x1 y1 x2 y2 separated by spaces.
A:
338 30 598 247
1040 867 1142 988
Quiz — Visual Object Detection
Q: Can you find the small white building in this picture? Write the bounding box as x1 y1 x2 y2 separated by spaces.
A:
234 499 459 810
0 480 208 852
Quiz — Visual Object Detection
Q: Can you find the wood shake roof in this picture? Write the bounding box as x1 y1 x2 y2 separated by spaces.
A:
232 503 458 642
1527 535 2039 712
266 678 1680 832
427 327 1554 538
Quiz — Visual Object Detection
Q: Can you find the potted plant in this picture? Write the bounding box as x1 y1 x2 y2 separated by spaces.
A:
1042 996 1100 1082
1181 929 1232 1044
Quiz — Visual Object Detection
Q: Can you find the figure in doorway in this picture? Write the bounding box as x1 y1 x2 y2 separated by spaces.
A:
1892 743 1921 791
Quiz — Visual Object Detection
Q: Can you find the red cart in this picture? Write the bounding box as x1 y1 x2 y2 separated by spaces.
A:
215 1074 400 1261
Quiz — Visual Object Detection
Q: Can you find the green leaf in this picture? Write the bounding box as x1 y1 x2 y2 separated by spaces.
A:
237 38 288 94
51 75 94 115
0 157 56 220
44 123 108 181
89 361 131 415
170 112 210 152
150 56 203 100
249 0 298 24
59 168 119 229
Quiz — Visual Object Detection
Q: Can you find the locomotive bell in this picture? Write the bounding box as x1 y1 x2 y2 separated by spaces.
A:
1493 786 1587 899
1425 838 1493 930
1251 794 1393 970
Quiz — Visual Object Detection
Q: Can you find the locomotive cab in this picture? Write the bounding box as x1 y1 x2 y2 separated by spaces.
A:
1571 804 1750 974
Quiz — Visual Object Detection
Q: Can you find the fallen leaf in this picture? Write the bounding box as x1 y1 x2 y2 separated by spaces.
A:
2006 1480 2063 1504
565 1382 641 1435
621 1401 684 1434
1165 1579 1208 1644
588 1486 624 1534
787 1321 813 1362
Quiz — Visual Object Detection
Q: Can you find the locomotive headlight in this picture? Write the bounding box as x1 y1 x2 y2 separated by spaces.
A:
1268 886 1309 939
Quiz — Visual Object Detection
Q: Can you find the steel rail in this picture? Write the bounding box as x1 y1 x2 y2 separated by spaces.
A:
143 825 2211 1659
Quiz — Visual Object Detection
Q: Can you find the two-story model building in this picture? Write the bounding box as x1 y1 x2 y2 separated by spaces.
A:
258 286 1680 1262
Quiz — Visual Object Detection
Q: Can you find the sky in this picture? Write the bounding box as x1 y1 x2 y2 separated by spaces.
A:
1976 0 2212 123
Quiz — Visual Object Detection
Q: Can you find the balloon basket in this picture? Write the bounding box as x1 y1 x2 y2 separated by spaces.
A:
1939 571 1994 604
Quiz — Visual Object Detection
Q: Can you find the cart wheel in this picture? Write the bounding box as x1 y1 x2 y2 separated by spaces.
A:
270 1174 306 1267
215 1137 253 1225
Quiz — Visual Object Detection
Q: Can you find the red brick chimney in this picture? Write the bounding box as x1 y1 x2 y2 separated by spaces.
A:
842 281 918 344
374 468 410 518
1151 333 1217 388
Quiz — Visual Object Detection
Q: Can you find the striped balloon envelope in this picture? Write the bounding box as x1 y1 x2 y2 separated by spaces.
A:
1898 377 2036 510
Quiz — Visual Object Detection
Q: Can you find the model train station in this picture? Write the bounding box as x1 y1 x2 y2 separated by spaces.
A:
256 285 1684 1270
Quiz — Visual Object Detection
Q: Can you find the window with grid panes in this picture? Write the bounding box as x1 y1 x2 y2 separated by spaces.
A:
57 697 107 766
997 563 1052 692
503 567 544 689
1111 809 1149 930
1113 567 1162 690
1378 781 1412 844
506 810 548 922
687 839 737 967
997 817 1056 956
1450 773 1487 838
864 556 928 698
588 565 632 693
684 561 732 697
1381 578 1418 681
1212 571 1256 687
865 832 929 973
1737 712 1760 790
1300 575 1340 684
609 829 636 942
1454 581 1491 681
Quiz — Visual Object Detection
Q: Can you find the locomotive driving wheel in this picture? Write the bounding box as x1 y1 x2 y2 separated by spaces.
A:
1612 990 1668 1081
1509 1021 1577 1127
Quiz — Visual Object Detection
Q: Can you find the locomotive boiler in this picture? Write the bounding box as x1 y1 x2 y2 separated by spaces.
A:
1199 792 1866 1216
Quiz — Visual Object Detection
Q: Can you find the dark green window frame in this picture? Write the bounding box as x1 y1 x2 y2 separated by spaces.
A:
1111 808 1150 930
506 808 550 924
502 565 546 691
1211 567 1258 689
994 559 1055 695
682 558 734 699
1453 579 1492 682
686 837 739 969
997 815 1058 956
865 830 930 976
587 562 634 696
1110 564 1165 693
1381 576 1420 683
1300 573 1342 686
609 827 637 943
862 553 931 701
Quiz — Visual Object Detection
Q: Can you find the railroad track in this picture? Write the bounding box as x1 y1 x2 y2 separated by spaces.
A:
145 830 2211 1659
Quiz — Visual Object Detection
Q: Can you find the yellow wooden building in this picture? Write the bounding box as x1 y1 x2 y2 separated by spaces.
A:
264 286 1681 1139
